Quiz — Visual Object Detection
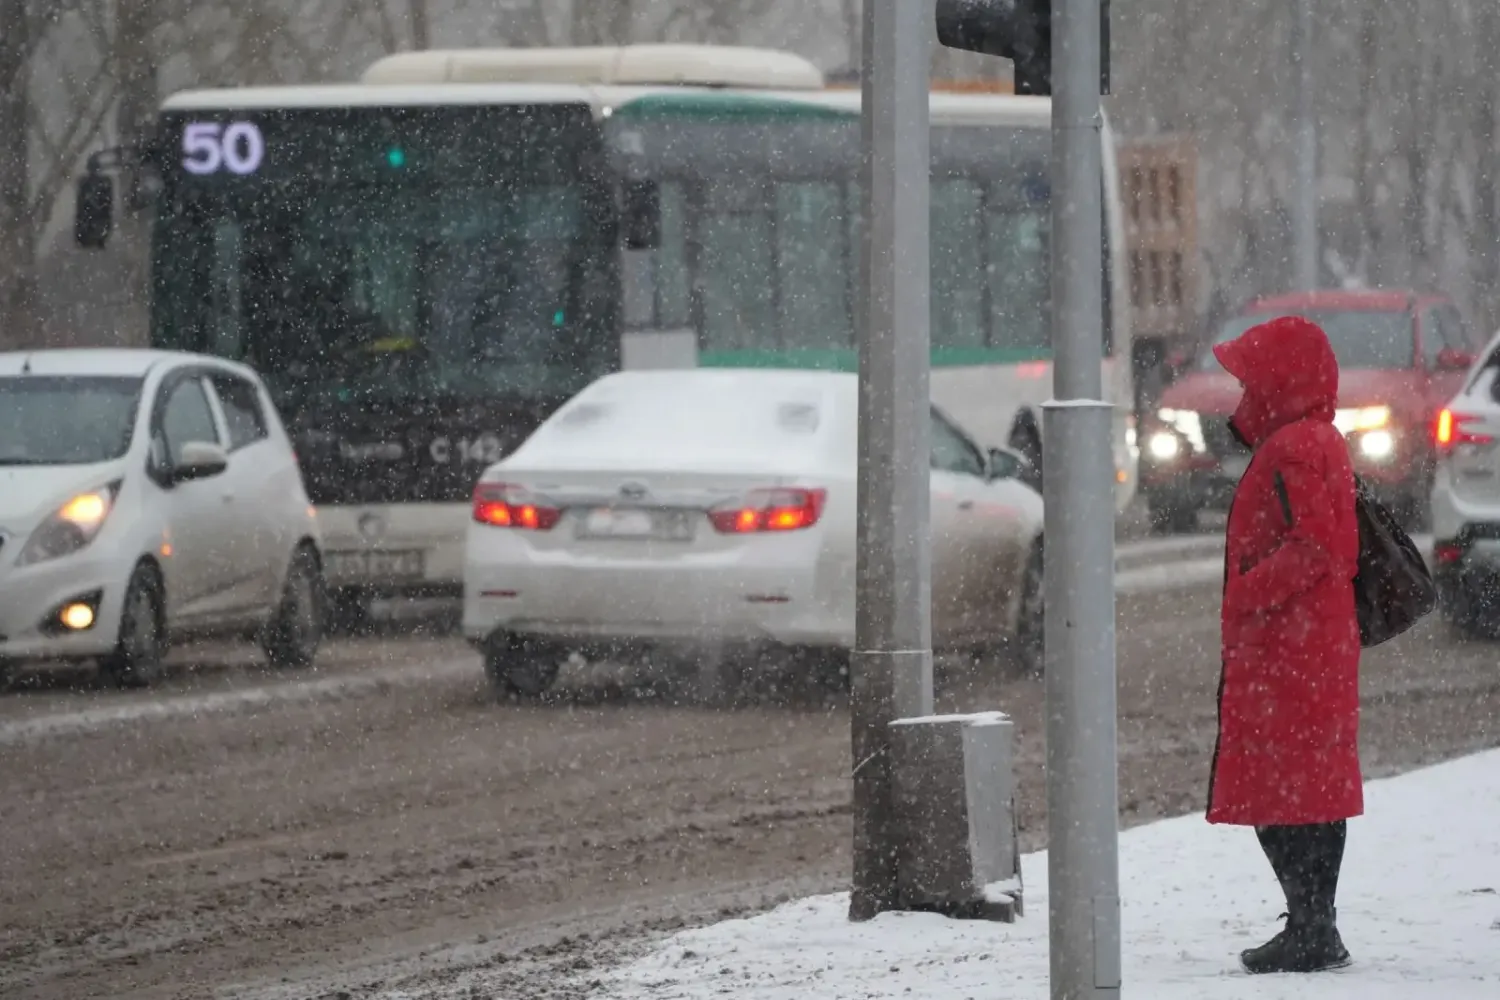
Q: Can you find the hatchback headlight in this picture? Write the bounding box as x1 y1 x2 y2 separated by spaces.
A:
17 482 120 566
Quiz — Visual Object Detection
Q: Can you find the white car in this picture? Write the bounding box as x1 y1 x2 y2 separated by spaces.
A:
1431 331 1500 637
462 369 1044 697
0 349 325 686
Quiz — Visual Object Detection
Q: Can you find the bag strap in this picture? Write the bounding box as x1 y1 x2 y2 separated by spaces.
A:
1273 470 1294 528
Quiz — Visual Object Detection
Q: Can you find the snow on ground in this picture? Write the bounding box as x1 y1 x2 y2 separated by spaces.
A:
594 748 1500 999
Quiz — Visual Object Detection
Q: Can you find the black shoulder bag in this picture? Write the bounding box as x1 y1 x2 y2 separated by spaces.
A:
1272 471 1435 647
1349 475 1437 648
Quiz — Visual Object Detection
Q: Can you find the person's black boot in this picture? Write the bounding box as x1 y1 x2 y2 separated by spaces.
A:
1240 909 1352 975
1239 912 1302 975
1295 907 1352 972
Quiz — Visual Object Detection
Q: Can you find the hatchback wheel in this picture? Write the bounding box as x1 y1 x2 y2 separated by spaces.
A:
102 566 166 688
264 548 325 669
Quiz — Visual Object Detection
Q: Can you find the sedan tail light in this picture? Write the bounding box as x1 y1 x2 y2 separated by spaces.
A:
709 488 827 534
472 482 561 530
1435 408 1493 450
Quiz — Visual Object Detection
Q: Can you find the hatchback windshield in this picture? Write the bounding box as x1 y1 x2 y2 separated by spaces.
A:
0 376 143 465
1202 310 1415 371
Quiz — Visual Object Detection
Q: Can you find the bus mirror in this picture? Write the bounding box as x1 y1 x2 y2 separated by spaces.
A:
622 180 661 251
74 173 114 250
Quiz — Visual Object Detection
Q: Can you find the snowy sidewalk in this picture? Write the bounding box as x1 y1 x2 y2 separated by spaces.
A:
595 749 1500 999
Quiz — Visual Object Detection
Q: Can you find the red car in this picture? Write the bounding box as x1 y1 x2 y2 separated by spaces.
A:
1141 290 1483 533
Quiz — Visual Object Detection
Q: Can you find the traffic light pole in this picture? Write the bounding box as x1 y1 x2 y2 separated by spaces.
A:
849 0 934 922
1045 0 1122 997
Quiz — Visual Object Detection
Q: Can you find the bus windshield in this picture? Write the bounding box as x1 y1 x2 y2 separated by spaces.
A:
150 103 615 410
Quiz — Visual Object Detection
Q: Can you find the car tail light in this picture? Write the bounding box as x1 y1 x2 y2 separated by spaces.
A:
471 482 561 530
1435 408 1493 450
1434 541 1465 565
709 488 827 534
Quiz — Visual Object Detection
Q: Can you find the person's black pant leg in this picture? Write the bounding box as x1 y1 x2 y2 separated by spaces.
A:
1256 825 1303 914
1303 820 1347 918
1257 821 1347 922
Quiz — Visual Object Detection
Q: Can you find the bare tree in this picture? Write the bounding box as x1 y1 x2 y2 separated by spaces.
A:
572 0 633 46
0 2 126 347
0 0 34 345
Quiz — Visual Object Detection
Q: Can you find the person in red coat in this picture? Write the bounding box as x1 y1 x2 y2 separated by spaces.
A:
1206 315 1362 974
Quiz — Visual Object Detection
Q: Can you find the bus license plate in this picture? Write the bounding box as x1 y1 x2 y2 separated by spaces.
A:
579 507 694 541
326 549 425 582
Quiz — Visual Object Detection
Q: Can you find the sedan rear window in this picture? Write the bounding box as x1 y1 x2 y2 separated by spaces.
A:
534 380 829 461
1202 310 1415 371
0 376 143 465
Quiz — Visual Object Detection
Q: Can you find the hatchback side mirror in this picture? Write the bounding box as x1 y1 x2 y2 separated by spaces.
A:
171 441 230 483
75 172 114 249
1435 347 1475 372
622 180 661 251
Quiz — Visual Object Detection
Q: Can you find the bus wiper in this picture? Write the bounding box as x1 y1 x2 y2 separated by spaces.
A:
0 456 57 465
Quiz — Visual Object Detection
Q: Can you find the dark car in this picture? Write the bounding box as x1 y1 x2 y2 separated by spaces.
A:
1141 290 1483 533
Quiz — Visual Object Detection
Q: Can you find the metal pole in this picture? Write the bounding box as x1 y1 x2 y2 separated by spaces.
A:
114 0 159 348
849 0 933 923
1046 1 1121 997
1291 0 1318 290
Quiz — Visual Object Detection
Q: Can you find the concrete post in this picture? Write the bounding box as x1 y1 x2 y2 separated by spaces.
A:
849 0 934 922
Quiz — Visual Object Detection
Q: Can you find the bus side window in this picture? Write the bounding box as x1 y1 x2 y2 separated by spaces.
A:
623 181 691 331
698 176 774 352
932 179 985 350
776 181 850 352
986 178 1051 353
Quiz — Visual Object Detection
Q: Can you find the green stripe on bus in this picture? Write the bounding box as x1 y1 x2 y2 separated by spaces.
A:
697 346 1055 370
611 93 856 123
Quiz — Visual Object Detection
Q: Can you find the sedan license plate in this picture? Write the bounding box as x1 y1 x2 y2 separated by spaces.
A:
578 507 695 541
326 549 425 582
1221 456 1250 481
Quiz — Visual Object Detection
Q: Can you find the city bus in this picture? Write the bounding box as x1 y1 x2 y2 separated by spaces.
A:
74 44 1137 623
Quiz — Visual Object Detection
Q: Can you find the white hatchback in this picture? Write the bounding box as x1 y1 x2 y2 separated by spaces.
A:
462 369 1044 697
0 349 325 686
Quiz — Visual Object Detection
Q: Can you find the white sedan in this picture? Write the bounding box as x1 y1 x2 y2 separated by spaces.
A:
462 369 1044 697
0 349 325 686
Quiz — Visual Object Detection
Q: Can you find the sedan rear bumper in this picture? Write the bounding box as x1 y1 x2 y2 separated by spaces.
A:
463 557 849 649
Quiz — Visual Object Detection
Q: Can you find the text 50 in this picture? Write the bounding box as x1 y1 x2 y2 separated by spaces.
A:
182 121 266 176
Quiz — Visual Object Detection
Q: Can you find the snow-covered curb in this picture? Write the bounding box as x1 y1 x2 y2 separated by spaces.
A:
592 748 1500 999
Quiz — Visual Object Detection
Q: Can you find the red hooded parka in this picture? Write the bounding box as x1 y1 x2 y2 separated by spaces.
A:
1206 316 1363 827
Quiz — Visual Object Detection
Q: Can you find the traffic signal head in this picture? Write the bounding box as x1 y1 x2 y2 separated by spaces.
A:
935 0 1052 95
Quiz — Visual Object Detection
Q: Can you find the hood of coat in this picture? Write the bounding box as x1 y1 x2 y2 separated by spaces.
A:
1212 315 1339 447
